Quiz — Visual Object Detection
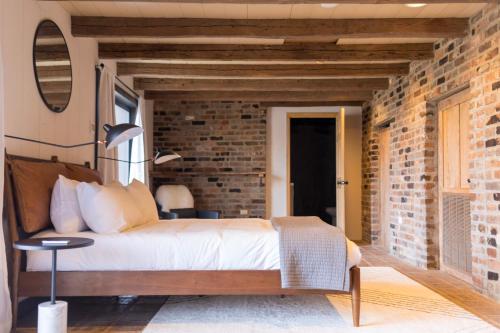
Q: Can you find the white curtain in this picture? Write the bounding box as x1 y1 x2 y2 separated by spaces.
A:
128 97 147 185
0 30 12 332
97 68 118 184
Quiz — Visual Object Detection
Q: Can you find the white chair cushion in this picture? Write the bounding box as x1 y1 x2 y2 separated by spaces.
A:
127 179 159 224
76 181 144 234
155 185 194 212
50 175 87 234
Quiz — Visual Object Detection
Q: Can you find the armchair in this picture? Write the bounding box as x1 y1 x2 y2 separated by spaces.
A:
155 185 220 219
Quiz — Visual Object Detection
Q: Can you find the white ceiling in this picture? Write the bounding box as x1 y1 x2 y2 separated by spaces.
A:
60 2 486 19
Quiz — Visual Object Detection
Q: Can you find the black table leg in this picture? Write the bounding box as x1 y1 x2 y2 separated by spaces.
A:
51 249 57 305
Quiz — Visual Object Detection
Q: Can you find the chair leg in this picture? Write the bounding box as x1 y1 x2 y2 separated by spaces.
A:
350 266 361 327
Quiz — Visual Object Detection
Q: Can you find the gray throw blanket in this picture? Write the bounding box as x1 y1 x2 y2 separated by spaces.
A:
271 216 350 291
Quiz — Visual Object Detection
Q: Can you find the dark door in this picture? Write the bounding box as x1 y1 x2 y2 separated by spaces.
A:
290 117 336 224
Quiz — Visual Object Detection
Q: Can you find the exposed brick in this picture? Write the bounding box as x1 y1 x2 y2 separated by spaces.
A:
488 272 499 281
486 24 497 37
485 138 497 148
479 40 492 53
362 2 499 301
153 101 266 218
439 55 448 66
455 56 465 67
487 114 500 125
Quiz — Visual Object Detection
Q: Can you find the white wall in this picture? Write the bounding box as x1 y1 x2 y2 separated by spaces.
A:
266 106 362 240
0 0 98 165
0 16 12 330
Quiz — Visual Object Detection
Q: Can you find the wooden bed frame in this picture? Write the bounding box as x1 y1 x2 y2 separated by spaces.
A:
3 153 360 331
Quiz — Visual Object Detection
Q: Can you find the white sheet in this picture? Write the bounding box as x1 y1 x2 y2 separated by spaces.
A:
27 218 362 272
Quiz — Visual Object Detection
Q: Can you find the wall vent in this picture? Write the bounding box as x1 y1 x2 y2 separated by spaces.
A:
442 193 472 274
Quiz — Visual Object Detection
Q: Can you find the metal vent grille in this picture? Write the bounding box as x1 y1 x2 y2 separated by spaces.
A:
443 193 472 274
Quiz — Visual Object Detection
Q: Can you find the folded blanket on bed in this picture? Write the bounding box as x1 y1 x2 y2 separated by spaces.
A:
271 216 349 291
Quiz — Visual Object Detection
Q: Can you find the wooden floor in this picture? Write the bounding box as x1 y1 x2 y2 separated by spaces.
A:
359 244 500 328
16 244 500 332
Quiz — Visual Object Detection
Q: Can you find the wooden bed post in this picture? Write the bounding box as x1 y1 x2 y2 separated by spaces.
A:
4 155 20 332
350 266 361 327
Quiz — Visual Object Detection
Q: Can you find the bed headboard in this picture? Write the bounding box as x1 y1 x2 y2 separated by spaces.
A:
4 153 100 238
3 153 99 308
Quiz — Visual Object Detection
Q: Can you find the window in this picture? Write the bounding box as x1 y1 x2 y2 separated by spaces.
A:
114 85 139 185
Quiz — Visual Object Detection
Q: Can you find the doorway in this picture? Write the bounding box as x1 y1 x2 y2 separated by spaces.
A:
289 117 336 224
378 127 391 252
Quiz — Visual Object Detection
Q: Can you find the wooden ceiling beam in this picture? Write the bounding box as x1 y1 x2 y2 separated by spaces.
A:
50 1 487 4
260 101 365 107
134 77 389 91
99 43 433 62
118 62 409 78
144 90 373 102
73 16 468 39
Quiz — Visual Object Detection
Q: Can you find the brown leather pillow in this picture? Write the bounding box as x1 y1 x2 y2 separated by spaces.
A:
11 159 68 233
66 164 103 185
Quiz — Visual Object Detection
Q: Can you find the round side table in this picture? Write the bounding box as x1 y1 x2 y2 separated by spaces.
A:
14 237 94 333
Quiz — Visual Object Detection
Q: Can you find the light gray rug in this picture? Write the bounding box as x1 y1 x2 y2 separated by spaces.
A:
143 267 498 333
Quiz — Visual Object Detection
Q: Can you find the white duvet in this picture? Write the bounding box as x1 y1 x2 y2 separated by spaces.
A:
27 218 362 272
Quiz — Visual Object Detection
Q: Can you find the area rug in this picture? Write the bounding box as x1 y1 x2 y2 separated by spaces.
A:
143 267 498 333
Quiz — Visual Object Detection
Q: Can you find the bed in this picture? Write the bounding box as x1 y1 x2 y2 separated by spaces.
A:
27 219 361 272
4 154 361 330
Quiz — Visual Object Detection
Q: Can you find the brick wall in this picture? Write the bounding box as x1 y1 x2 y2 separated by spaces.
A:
362 2 499 300
153 100 267 218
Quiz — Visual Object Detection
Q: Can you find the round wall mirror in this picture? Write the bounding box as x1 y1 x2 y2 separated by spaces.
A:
33 20 72 113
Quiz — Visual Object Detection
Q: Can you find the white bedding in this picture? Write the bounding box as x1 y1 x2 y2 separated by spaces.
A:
27 218 362 272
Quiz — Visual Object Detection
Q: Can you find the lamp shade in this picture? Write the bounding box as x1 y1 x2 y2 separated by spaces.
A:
154 150 181 164
103 123 143 150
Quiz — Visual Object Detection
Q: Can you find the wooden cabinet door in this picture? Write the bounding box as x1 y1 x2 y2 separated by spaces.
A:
459 103 470 189
441 101 471 192
442 105 461 190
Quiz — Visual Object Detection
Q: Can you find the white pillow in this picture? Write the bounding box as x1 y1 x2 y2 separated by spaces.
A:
76 182 144 234
50 175 87 234
127 179 159 224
